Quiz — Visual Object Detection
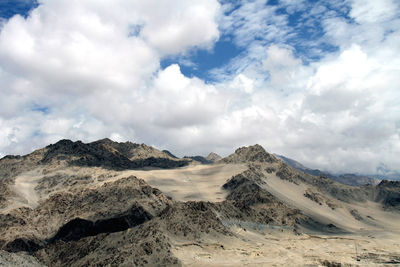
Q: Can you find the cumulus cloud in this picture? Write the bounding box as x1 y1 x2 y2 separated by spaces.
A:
0 0 221 155
349 0 398 23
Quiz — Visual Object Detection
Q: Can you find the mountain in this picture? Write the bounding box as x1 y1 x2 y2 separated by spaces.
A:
206 152 222 163
183 155 212 164
162 150 178 159
221 144 278 164
183 152 222 164
1 140 400 266
335 173 380 186
40 138 189 169
275 154 380 186
374 163 400 181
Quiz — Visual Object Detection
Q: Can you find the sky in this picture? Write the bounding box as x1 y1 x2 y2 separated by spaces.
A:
0 0 399 175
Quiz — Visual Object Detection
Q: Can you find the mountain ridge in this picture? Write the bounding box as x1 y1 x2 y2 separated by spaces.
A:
1 139 400 266
40 139 190 170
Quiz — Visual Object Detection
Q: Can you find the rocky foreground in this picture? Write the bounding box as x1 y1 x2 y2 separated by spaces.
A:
0 139 400 266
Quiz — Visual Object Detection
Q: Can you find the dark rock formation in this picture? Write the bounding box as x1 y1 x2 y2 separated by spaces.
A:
41 139 189 169
50 205 152 243
222 166 305 226
4 238 43 253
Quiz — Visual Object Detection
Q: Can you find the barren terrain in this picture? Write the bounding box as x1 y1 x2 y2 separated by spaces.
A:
0 139 399 266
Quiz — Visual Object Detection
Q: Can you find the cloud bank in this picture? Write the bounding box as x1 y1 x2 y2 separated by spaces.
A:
0 0 399 175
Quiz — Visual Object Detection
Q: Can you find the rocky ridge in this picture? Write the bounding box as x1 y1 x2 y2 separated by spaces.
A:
40 139 190 169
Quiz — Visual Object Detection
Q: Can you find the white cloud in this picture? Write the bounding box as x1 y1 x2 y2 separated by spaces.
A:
139 0 220 55
149 64 225 128
262 45 310 90
219 0 289 48
0 0 222 155
0 0 399 176
349 0 398 23
231 74 254 94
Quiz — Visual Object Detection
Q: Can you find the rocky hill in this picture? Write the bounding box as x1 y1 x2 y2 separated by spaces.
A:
40 139 189 169
0 140 399 266
221 144 278 164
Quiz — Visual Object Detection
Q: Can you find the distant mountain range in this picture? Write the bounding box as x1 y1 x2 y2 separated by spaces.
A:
275 154 382 186
183 152 222 165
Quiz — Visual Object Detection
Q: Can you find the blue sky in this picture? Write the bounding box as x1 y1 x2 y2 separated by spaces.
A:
161 0 346 81
160 0 351 81
0 0 38 19
0 0 399 175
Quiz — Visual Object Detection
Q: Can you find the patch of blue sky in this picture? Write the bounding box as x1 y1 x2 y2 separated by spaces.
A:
32 130 41 137
278 0 354 63
163 0 352 81
266 0 279 6
128 24 143 37
32 105 50 114
0 0 39 19
161 36 245 82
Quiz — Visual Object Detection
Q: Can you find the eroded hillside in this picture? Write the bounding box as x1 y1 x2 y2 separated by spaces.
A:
0 139 400 266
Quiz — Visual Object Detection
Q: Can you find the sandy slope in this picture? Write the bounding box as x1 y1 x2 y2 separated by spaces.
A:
264 173 364 231
263 173 400 233
2 168 44 213
2 163 246 215
117 163 247 202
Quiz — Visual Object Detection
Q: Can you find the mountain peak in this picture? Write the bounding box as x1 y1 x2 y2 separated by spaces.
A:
162 150 178 159
93 138 113 144
221 144 278 164
206 152 222 163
